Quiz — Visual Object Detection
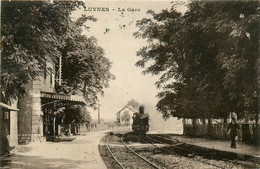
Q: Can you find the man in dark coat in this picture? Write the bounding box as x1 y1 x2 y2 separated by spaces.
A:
227 118 239 149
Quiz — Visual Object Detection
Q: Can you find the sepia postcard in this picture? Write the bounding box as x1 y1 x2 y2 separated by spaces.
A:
0 0 259 168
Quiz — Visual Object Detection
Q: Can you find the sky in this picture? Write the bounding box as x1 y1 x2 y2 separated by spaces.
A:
73 1 187 122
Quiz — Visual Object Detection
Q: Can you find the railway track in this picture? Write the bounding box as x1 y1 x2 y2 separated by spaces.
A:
106 133 161 169
104 132 259 169
143 135 225 169
105 134 124 169
146 134 260 169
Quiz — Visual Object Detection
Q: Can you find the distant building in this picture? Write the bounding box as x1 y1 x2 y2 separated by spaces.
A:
116 106 137 126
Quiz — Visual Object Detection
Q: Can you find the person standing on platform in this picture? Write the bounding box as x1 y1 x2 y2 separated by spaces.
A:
227 117 239 149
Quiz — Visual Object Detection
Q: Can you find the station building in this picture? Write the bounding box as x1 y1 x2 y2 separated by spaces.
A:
18 56 86 144
1 55 86 147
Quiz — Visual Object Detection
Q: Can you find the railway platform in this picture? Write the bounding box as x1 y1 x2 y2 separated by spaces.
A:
0 131 107 169
168 134 260 160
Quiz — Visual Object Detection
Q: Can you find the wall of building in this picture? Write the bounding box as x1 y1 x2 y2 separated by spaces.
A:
9 100 18 147
18 57 57 144
8 111 18 147
18 80 33 144
41 58 56 93
31 78 44 142
31 58 56 142
119 108 134 126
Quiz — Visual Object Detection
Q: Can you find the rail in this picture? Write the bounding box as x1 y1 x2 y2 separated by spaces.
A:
145 135 227 169
106 134 125 169
121 133 161 169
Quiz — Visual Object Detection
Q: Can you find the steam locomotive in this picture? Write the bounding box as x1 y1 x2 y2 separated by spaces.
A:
132 105 149 134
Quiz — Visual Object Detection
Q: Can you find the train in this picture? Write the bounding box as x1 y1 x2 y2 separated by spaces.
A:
132 105 149 134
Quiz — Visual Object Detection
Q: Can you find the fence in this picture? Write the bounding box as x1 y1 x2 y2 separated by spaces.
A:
183 122 260 144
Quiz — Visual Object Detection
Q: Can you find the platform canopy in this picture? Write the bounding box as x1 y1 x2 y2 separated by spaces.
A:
0 102 19 111
40 91 87 107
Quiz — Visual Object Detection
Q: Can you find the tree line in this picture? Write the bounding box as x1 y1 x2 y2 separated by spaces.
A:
135 1 259 123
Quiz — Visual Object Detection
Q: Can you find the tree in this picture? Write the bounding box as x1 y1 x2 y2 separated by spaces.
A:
126 99 140 110
1 1 85 103
135 1 259 121
59 33 115 108
61 104 90 125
